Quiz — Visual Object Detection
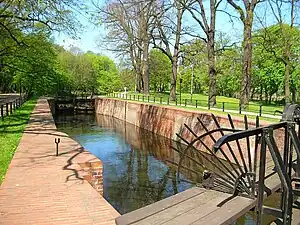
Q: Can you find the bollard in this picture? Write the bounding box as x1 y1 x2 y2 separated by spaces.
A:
222 102 225 112
148 96 150 102
239 104 242 114
10 102 12 114
55 138 60 156
176 99 177 105
208 102 210 110
196 100 198 108
6 103 9 116
167 98 169 105
133 95 135 100
185 99 187 106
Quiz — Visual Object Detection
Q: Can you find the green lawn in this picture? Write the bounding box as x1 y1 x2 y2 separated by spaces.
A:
0 99 36 183
112 92 284 116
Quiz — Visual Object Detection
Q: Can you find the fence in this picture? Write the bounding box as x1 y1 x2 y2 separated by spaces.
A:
107 93 283 118
0 96 27 120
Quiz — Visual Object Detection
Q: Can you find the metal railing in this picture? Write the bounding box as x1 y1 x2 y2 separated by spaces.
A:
107 93 282 118
175 103 300 224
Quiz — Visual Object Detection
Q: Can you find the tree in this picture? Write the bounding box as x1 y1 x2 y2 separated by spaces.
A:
148 49 172 92
227 0 259 108
93 0 157 94
252 24 300 102
150 0 185 100
256 0 299 103
180 0 222 107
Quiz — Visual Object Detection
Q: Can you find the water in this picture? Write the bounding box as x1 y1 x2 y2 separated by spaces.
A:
55 113 194 214
55 113 278 224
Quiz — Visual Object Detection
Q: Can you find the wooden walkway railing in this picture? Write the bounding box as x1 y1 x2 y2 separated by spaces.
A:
0 95 27 119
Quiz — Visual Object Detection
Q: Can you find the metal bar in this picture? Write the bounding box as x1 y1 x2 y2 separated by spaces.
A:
244 115 252 173
211 114 246 178
256 129 267 225
266 130 293 224
173 142 238 188
259 105 262 117
228 114 248 174
175 133 248 191
214 122 287 149
253 116 260 196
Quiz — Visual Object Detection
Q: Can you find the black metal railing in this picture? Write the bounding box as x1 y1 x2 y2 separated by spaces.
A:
106 92 282 117
174 103 300 225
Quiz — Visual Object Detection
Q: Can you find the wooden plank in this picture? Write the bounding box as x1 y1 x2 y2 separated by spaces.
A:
291 207 300 225
132 190 226 225
191 196 256 225
115 187 206 225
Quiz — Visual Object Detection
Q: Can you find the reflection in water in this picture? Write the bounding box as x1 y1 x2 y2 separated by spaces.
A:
55 113 276 224
55 113 194 214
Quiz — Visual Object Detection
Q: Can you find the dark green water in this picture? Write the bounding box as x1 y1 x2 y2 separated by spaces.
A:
54 113 277 224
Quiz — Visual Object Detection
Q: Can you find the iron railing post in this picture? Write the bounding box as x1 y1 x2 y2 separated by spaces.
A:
259 105 262 117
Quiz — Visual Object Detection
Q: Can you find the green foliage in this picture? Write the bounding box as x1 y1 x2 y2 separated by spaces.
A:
57 50 121 95
119 68 136 91
0 99 36 183
149 49 172 92
252 24 300 102
216 47 242 97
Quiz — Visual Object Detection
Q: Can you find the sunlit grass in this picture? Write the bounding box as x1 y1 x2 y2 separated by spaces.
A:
112 91 284 117
0 99 36 184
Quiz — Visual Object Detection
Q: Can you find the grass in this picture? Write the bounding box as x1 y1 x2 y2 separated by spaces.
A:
0 99 36 184
112 92 284 116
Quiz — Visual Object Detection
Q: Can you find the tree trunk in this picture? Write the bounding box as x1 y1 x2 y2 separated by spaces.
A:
170 57 178 101
240 12 253 109
284 44 291 104
142 41 149 94
207 31 216 107
207 0 217 107
169 5 183 101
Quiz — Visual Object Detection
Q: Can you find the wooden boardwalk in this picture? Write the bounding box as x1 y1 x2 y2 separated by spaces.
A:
116 155 300 225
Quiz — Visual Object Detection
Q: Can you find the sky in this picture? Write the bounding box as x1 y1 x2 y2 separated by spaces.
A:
52 0 296 62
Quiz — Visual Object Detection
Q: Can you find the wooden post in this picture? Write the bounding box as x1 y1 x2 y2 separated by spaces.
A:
1 105 3 119
6 103 9 116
